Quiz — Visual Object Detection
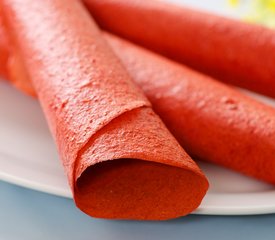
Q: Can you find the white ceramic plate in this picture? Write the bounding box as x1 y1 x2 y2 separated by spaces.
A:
1 0 275 215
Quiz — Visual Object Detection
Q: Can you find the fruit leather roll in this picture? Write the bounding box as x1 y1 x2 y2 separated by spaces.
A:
0 0 208 220
1 17 275 186
83 0 275 99
104 33 275 184
2 12 275 186
2 19 275 188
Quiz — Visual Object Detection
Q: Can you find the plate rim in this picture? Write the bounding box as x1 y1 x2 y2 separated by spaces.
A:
1 151 275 216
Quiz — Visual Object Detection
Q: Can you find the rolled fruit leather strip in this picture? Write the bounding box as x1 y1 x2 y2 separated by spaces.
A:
0 0 208 220
83 0 275 99
104 33 275 185
1 12 275 185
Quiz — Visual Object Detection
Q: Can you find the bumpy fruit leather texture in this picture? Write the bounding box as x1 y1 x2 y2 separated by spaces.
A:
83 0 275 99
2 17 274 185
0 0 208 220
105 33 275 185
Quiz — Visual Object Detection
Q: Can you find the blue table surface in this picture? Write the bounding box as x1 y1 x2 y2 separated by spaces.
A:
1 181 275 240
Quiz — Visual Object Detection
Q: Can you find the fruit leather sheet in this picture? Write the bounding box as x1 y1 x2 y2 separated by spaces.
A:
83 0 275 98
0 0 208 220
1 6 275 186
105 33 275 185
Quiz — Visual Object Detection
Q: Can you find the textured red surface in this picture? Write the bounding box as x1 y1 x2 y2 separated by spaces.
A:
1 11 33 94
0 16 8 78
83 0 275 99
0 0 208 220
1 11 275 185
105 33 275 184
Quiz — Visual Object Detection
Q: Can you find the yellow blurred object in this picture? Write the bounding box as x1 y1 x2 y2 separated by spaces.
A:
229 0 240 7
228 0 275 27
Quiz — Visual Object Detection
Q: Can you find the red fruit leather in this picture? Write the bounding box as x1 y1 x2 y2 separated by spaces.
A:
1 8 33 94
0 16 8 78
1 13 275 185
0 0 208 220
104 33 275 184
83 0 275 99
